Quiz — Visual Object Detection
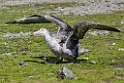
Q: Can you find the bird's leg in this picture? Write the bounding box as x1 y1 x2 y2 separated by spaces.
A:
73 58 77 63
43 57 63 64
68 57 77 64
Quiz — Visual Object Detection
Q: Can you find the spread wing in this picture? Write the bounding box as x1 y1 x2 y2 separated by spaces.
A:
65 22 120 49
44 14 72 36
5 15 51 24
73 22 120 39
28 14 43 17
17 15 51 23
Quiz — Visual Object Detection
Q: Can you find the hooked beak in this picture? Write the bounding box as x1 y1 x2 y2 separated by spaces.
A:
33 30 40 36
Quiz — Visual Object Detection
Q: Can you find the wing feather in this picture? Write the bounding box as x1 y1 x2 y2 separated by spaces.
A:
66 22 120 49
5 15 51 24
44 14 72 36
73 22 120 39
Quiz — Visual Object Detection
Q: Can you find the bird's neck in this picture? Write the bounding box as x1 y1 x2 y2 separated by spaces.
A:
43 32 57 46
43 33 61 52
43 32 52 41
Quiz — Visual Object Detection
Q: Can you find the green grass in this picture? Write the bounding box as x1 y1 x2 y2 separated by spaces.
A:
0 2 124 83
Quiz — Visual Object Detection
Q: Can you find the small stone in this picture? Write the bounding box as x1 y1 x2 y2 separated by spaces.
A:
19 61 28 66
120 21 124 24
107 5 110 7
90 60 96 64
108 46 114 50
91 1 95 3
5 53 12 56
33 68 36 71
112 43 116 45
29 76 34 78
48 73 55 76
114 67 122 70
22 51 27 55
118 48 124 51
82 57 89 61
43 57 48 61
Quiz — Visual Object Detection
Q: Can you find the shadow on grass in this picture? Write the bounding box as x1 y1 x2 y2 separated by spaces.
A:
24 56 88 64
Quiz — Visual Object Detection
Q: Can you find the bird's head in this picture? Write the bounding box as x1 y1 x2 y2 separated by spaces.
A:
33 28 49 36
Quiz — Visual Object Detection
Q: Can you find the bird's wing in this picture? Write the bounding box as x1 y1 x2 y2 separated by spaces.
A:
17 15 51 23
44 14 72 36
73 22 120 39
27 15 42 18
5 15 51 24
65 22 120 49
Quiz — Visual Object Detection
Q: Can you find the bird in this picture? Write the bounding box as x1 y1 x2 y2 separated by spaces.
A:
5 14 51 24
33 14 120 64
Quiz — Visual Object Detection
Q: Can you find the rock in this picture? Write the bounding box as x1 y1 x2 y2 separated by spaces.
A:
90 60 96 64
29 76 34 78
120 21 124 24
112 43 116 45
58 67 74 79
48 73 55 76
118 48 124 51
1 52 17 56
114 67 122 70
19 61 28 66
22 51 27 55
82 57 89 61
108 46 114 50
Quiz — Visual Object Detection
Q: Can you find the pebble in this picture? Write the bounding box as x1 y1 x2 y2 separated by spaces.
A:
82 57 89 61
118 48 124 51
29 76 34 78
22 51 27 55
19 61 28 66
114 67 122 70
1 52 17 56
112 43 116 45
120 21 124 24
90 60 96 64
108 46 114 50
48 73 55 76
